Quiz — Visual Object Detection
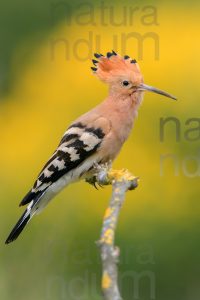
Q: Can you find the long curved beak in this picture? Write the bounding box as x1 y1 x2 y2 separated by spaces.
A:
138 83 177 100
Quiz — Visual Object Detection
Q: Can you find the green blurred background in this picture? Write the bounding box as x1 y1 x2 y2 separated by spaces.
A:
1 0 200 299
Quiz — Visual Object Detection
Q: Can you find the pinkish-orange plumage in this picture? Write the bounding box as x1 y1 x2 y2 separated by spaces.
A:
5 51 176 244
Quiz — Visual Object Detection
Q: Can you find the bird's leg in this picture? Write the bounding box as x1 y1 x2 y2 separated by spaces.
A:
93 161 113 186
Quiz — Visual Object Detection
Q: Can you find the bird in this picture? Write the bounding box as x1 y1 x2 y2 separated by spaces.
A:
5 51 176 244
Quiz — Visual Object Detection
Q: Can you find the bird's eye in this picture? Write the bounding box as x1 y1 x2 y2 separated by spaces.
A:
122 80 130 87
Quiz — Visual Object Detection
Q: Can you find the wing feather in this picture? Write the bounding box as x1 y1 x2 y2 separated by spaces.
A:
20 120 108 206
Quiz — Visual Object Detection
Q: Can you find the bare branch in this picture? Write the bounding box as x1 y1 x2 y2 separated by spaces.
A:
95 165 139 300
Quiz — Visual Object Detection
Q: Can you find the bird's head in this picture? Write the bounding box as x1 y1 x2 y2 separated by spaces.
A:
91 51 177 100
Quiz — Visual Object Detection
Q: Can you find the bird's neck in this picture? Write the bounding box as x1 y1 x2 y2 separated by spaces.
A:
98 91 144 144
105 91 143 119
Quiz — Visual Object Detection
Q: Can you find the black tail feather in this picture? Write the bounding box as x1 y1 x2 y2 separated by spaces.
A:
5 210 30 244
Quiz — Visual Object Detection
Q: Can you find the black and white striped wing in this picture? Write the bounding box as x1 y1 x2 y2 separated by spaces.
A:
19 122 106 206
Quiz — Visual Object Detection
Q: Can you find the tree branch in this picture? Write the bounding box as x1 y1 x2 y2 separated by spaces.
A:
95 165 139 300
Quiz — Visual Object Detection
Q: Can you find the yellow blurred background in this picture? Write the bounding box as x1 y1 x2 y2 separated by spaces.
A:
1 1 200 299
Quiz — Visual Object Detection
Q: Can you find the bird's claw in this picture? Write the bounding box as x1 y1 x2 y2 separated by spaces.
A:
85 176 103 190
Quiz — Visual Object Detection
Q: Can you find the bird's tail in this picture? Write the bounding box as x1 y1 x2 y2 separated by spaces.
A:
5 206 32 244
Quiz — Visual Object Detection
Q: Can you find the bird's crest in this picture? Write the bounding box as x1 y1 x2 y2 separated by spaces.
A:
91 51 140 83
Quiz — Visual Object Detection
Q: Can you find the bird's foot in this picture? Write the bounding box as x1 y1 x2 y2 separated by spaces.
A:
93 161 112 186
86 162 139 190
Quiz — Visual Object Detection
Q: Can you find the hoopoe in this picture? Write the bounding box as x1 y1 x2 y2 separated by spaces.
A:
5 51 176 244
